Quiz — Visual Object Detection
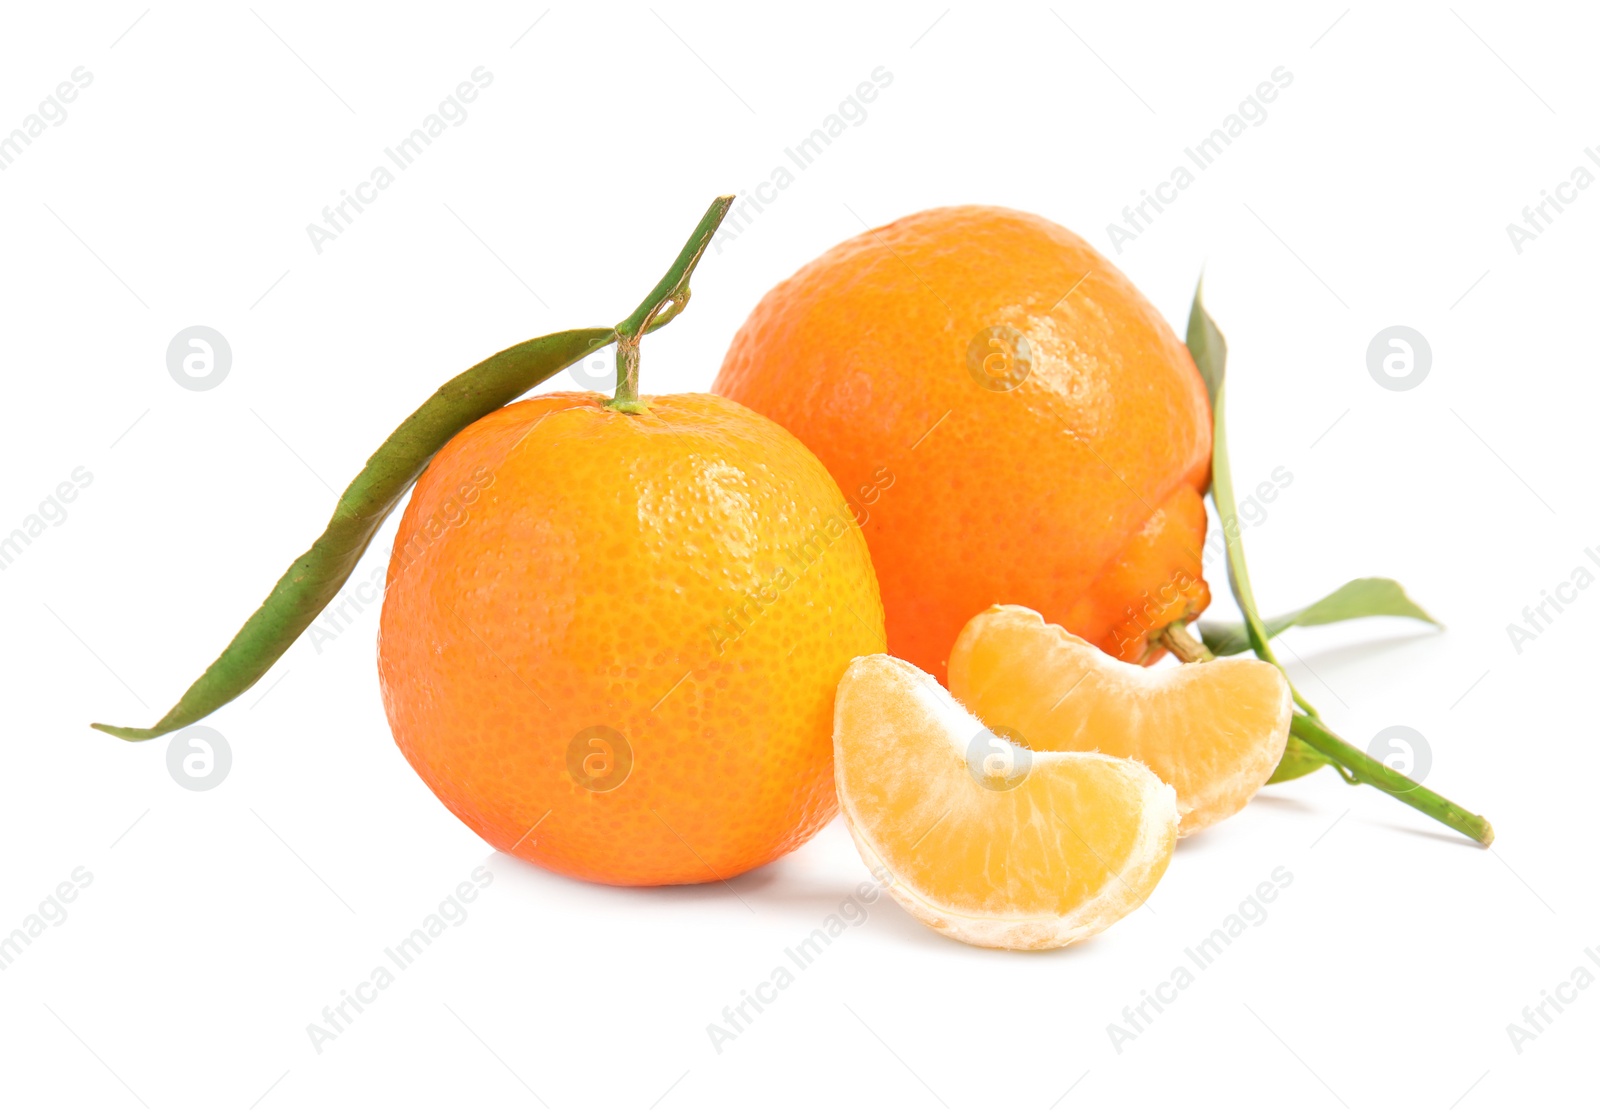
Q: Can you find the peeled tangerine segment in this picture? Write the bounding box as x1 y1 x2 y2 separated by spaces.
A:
948 605 1292 837
834 654 1177 950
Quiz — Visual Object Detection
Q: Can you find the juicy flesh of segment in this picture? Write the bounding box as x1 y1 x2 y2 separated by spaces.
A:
948 605 1291 834
835 654 1174 923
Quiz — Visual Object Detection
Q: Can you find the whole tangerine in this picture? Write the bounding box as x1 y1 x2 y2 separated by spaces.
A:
714 205 1212 677
378 391 885 885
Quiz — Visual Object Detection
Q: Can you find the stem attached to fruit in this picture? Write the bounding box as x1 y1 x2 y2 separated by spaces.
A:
1158 620 1212 664
93 196 737 742
607 195 735 412
1158 621 1494 847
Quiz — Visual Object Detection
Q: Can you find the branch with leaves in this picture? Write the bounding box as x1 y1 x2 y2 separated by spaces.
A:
1160 284 1493 846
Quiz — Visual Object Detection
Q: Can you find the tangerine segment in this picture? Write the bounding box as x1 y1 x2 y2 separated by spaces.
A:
948 606 1291 837
834 654 1176 950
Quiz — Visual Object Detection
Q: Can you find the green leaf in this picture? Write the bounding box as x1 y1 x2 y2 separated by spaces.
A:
91 328 613 742
1185 277 1226 410
1183 284 1494 843
1186 290 1271 659
93 197 738 742
1267 734 1327 784
1210 388 1280 668
1185 283 1317 718
1200 577 1441 658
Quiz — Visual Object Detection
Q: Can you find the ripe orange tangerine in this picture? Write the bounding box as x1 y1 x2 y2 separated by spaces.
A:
715 205 1213 679
378 391 886 885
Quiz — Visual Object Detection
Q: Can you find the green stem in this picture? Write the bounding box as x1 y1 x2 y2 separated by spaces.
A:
1288 713 1493 845
1159 621 1493 847
93 196 737 742
1208 384 1322 721
606 195 734 411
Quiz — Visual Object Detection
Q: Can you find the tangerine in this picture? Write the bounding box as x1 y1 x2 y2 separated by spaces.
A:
715 206 1212 678
378 391 885 885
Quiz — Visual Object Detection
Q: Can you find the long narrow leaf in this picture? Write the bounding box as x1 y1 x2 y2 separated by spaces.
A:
1186 284 1323 779
1185 279 1227 410
1185 289 1287 679
92 328 612 742
1201 577 1440 657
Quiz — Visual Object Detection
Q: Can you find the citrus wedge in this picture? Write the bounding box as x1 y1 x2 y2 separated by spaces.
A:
834 654 1177 950
948 605 1292 837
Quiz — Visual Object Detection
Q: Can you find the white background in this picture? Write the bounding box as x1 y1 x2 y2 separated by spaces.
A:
0 2 1593 1114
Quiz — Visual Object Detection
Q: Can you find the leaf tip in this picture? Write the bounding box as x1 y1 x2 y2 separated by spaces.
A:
90 722 158 743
